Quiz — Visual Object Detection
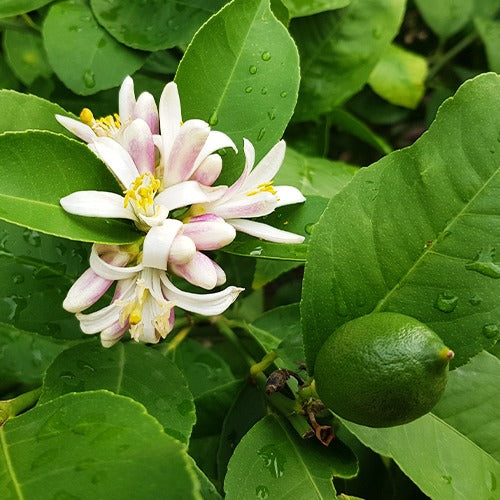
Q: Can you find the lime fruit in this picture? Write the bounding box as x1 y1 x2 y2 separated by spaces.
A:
314 312 454 427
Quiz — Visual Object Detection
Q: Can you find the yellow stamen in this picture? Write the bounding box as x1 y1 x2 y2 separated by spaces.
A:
188 205 206 218
129 309 142 325
123 173 161 214
80 108 94 124
246 180 277 197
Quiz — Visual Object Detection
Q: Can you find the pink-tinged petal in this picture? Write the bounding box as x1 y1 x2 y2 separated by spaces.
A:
159 81 182 159
118 75 136 122
183 217 236 250
63 251 130 313
134 92 159 134
208 192 276 219
220 138 255 201
200 184 228 203
193 130 237 171
93 138 140 189
191 154 222 186
169 235 196 265
113 277 137 300
60 191 136 221
213 260 226 286
245 140 286 189
165 119 210 185
275 185 306 207
161 274 244 315
142 219 183 270
55 115 96 143
227 219 305 244
170 251 218 290
100 320 129 347
122 119 155 175
155 180 209 211
76 303 121 334
90 245 143 280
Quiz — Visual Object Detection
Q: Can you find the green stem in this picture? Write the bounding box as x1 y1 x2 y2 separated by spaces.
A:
0 387 42 425
268 393 313 439
250 352 278 377
215 319 256 367
21 13 40 32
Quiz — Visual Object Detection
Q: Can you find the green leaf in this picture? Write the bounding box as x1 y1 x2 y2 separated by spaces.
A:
43 0 144 95
415 0 474 39
433 350 500 461
90 0 226 51
475 17 500 73
0 130 141 244
175 0 300 164
0 0 53 17
301 73 500 370
39 342 196 444
225 415 358 499
281 0 350 18
368 44 428 109
3 30 52 86
223 195 328 261
275 147 359 198
0 90 74 135
191 457 223 500
252 259 301 289
0 57 20 91
0 323 73 393
0 391 200 498
291 0 405 121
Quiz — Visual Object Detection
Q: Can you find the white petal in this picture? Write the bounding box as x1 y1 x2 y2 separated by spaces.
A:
193 130 237 171
227 219 305 244
208 192 276 219
170 252 218 290
60 191 136 221
245 140 286 189
90 245 143 280
169 235 197 265
76 303 121 334
275 185 306 207
182 216 236 250
100 320 129 347
134 92 159 134
119 75 136 123
142 219 183 270
93 138 140 189
55 115 96 143
191 154 222 186
161 274 244 316
200 184 228 203
213 260 227 286
155 180 209 211
122 119 155 175
159 81 182 160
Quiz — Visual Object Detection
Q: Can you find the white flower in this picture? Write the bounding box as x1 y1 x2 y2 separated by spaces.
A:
191 139 306 243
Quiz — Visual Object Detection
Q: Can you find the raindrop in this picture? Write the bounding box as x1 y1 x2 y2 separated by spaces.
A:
0 231 8 251
60 371 76 381
465 247 500 278
304 223 315 235
22 229 41 247
208 111 218 126
249 65 257 74
56 243 67 256
3 295 28 321
256 485 269 499
219 148 227 157
489 471 497 492
83 69 96 89
250 246 263 256
76 359 96 372
245 86 253 94
68 25 79 32
441 475 452 484
267 109 276 121
12 273 24 284
257 445 286 478
372 26 382 39
280 91 287 98
482 324 499 339
468 295 482 306
434 292 458 313
257 128 266 141
261 87 268 95
177 400 193 416
97 38 107 48
261 51 271 61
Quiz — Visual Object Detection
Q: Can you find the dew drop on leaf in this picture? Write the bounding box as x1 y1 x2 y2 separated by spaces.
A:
2 295 28 320
267 109 276 121
208 111 218 126
22 229 41 247
83 69 96 89
250 246 263 256
261 51 271 61
434 292 458 313
249 65 257 74
11 273 24 284
441 475 453 484
482 324 499 339
245 86 253 94
261 87 268 95
465 247 500 278
280 91 287 98
304 223 315 235
257 128 266 141
468 295 482 306
256 485 269 499
257 445 286 478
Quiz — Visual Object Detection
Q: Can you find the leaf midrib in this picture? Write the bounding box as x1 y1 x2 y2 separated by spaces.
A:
0 427 24 500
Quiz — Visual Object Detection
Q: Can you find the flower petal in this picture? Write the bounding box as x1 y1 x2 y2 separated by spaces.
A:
159 81 182 160
142 219 183 270
191 154 222 186
161 274 244 315
122 118 155 175
193 130 237 171
208 192 276 219
100 320 129 347
60 191 136 220
155 180 209 211
275 185 306 208
55 115 96 143
227 218 305 244
169 251 218 290
245 140 286 189
134 91 159 134
76 303 121 334
90 245 143 280
119 75 136 122
183 216 236 250
221 138 254 200
169 235 197 265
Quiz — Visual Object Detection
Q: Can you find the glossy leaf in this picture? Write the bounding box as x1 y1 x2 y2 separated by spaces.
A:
90 0 226 51
0 0 53 17
0 90 74 135
302 73 500 370
175 0 300 164
191 458 223 500
252 259 301 289
476 17 500 73
0 57 20 91
40 342 196 443
368 44 428 109
415 0 474 39
282 0 350 18
3 30 52 86
223 195 328 261
43 0 144 95
225 415 358 499
0 391 200 498
0 131 141 244
291 0 405 121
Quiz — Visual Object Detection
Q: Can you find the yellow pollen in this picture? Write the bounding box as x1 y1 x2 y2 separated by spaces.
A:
246 180 277 197
123 173 161 211
129 310 142 325
188 205 206 218
80 108 94 124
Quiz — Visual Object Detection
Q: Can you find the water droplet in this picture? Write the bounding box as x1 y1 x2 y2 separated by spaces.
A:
250 246 263 256
249 65 257 74
257 128 266 141
489 471 497 491
267 109 276 121
260 87 268 95
177 400 193 416
208 111 218 126
256 485 269 499
60 371 76 381
2 295 28 321
76 359 96 372
465 247 500 278
468 295 482 306
280 91 287 98
434 292 458 313
22 229 41 247
304 223 315 235
219 148 227 157
261 51 271 61
482 324 499 339
155 398 170 411
56 243 67 256
97 38 107 48
372 27 382 39
441 475 452 484
0 231 8 251
245 86 253 94
258 445 286 478
12 273 24 284
83 69 96 89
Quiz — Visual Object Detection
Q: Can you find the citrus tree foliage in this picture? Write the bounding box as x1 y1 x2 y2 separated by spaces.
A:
0 1 499 499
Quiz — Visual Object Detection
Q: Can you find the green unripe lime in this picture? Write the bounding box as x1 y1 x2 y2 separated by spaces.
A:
314 312 454 428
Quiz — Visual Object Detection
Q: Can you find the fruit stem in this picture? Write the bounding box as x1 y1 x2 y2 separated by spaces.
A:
439 348 455 361
268 393 314 439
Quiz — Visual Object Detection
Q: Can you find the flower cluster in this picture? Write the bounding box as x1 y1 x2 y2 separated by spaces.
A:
58 76 305 347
